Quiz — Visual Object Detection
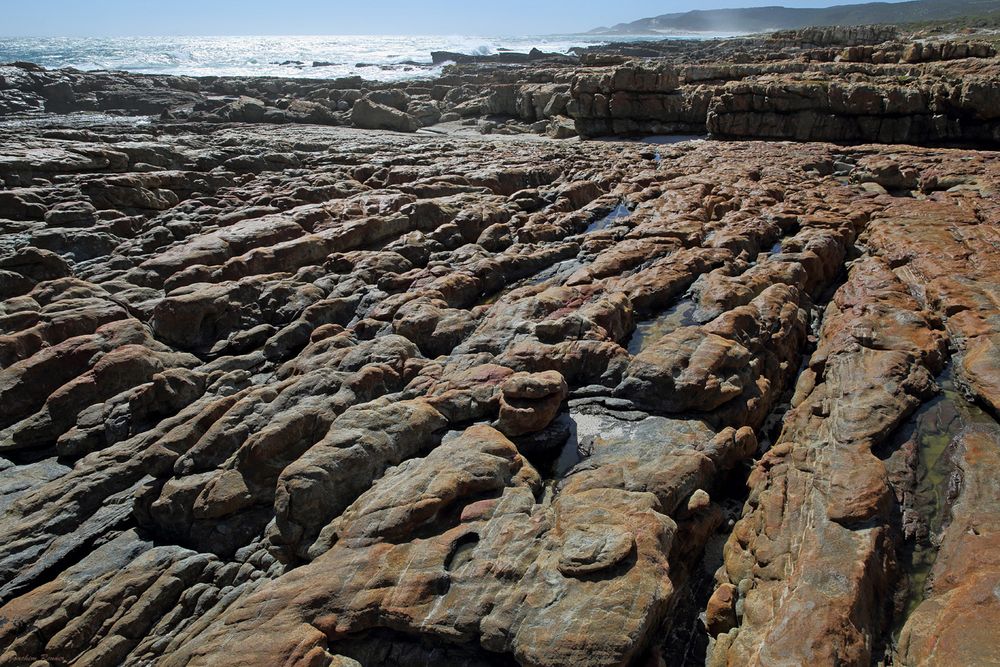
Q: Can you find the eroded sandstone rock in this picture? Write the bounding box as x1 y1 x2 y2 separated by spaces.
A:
0 94 998 667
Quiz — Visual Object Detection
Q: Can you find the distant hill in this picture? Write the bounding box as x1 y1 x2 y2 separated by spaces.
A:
590 0 1000 34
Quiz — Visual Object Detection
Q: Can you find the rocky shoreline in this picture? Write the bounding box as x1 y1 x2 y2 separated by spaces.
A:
1 26 999 667
3 26 1000 146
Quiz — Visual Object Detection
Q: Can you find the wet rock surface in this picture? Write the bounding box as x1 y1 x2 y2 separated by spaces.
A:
709 150 1000 666
1 28 1000 667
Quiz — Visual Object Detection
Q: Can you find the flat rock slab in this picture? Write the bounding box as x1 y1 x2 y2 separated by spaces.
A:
0 115 998 666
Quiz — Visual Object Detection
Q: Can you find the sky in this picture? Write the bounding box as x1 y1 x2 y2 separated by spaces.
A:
3 0 911 37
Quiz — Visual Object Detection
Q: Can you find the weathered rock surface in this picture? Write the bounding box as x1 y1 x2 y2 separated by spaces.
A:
350 96 421 132
1 30 1000 667
896 430 1000 666
3 27 1000 145
709 150 1000 666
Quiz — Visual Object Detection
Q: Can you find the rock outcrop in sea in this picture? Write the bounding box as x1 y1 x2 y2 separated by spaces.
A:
0 25 999 667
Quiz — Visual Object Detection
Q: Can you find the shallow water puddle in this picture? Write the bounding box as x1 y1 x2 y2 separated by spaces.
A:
642 135 707 145
536 411 588 505
585 202 631 234
540 409 639 481
897 366 998 619
0 112 154 129
552 413 584 478
626 298 697 355
475 259 582 306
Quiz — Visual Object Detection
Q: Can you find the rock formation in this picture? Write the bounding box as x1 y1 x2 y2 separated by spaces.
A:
1 26 999 667
3 29 999 146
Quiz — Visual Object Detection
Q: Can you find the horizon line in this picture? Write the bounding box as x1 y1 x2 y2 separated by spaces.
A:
0 31 741 40
0 32 617 39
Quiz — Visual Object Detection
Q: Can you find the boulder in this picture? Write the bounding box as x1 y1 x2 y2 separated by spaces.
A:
351 97 421 132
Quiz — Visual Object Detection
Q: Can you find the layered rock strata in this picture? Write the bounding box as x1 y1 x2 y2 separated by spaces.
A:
709 149 1000 666
0 66 999 667
3 29 1000 145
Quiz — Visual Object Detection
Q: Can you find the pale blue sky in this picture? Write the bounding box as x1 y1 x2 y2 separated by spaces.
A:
3 0 910 36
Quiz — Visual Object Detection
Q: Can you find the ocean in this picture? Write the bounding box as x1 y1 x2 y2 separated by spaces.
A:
0 34 707 82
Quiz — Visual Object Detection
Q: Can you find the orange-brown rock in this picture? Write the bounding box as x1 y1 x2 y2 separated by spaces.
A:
896 430 1000 666
1 89 999 667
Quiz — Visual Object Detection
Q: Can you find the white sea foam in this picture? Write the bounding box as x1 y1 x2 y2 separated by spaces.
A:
0 34 708 81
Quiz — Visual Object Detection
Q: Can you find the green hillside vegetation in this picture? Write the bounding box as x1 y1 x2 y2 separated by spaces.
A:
592 0 1000 34
901 9 1000 34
